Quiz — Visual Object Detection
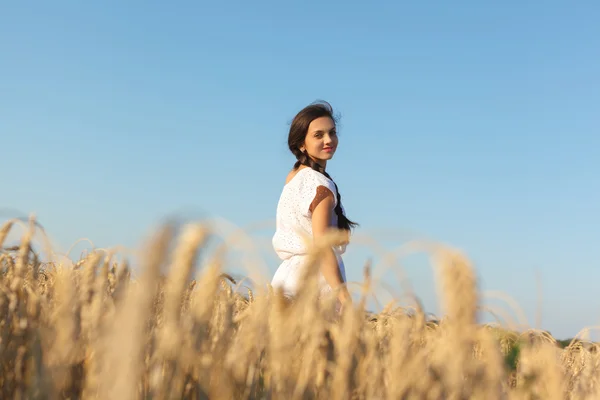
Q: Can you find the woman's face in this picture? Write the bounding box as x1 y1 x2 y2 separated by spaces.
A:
301 116 338 167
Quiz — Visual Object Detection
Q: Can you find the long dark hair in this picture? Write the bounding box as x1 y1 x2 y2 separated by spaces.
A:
288 101 358 231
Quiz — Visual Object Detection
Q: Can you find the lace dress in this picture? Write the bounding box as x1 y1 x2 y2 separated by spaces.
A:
271 167 347 297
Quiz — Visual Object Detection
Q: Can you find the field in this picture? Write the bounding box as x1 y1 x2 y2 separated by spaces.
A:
1 216 599 399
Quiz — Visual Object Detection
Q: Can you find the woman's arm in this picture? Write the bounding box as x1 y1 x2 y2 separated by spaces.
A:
311 186 351 305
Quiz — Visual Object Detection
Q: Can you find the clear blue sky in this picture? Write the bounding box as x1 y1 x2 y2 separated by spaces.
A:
1 1 599 339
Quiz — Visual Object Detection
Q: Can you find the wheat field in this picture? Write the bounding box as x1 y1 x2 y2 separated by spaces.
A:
0 216 599 399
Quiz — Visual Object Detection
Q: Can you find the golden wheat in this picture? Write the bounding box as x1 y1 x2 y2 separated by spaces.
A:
0 216 598 399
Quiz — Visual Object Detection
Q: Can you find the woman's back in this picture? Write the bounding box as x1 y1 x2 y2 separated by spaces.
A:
272 167 341 261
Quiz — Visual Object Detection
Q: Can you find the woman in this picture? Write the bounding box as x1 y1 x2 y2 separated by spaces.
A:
271 101 358 309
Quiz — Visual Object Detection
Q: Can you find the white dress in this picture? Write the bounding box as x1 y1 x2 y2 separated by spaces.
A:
271 167 347 298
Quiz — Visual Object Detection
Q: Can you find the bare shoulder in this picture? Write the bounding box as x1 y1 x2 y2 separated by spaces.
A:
285 169 296 184
285 166 308 184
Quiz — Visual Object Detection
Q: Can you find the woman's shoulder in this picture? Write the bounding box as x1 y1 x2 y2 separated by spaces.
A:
283 167 337 212
284 168 301 185
298 168 338 204
284 166 312 186
286 167 334 188
306 168 335 188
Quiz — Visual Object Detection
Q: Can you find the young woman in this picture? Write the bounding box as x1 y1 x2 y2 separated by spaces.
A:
271 101 358 309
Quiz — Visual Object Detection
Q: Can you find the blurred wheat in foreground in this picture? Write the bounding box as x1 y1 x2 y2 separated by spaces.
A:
1 218 599 400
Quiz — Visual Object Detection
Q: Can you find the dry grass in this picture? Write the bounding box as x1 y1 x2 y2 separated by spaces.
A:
1 216 599 399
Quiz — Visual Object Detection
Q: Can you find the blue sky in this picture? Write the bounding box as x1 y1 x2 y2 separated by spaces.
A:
1 1 599 339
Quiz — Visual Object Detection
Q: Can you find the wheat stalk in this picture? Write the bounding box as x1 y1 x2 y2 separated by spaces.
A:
0 219 597 399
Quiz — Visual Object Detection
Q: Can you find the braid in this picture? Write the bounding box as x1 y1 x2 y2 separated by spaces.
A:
294 150 358 231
